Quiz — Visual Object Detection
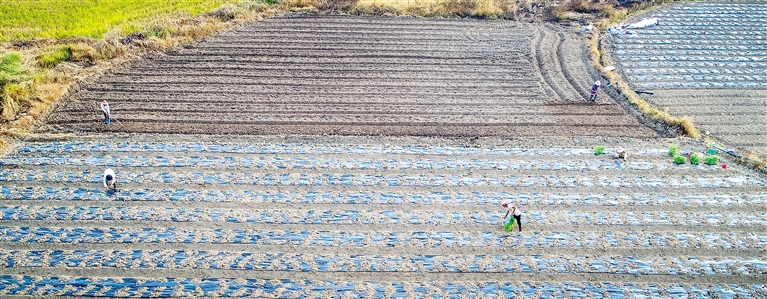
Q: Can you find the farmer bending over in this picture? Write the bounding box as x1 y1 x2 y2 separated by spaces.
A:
614 147 628 161
100 100 111 124
589 80 601 101
103 168 117 190
502 203 522 232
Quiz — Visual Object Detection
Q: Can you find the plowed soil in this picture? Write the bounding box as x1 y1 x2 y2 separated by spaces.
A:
40 15 656 138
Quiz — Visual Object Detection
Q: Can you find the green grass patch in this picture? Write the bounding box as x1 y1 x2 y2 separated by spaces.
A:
705 155 719 165
668 144 678 156
594 146 606 155
690 153 702 165
0 0 238 42
37 46 72 68
673 155 686 165
0 53 28 85
1 52 30 119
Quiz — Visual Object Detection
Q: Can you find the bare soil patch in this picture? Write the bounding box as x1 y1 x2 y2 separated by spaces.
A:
40 15 656 139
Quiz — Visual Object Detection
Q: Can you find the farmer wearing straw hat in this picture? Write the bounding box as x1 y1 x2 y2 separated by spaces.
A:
502 203 522 232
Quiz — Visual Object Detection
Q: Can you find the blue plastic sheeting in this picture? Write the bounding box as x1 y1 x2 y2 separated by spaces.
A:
611 2 767 89
1 169 764 188
3 155 703 172
14 142 669 157
0 276 765 298
1 250 765 275
2 185 764 207
1 226 764 250
1 206 765 226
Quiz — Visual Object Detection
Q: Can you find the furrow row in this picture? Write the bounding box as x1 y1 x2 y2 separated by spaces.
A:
1 249 764 275
0 275 763 298
3 186 763 208
2 206 765 227
1 170 760 189
11 143 668 157
5 184 767 206
0 155 716 172
1 226 764 250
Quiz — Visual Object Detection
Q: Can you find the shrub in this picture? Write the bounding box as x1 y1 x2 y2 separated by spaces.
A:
210 4 241 21
704 155 719 165
0 53 27 84
37 46 72 68
68 43 96 64
690 153 702 165
594 146 606 155
282 0 321 8
668 144 678 156
0 52 29 120
473 0 504 19
673 155 686 164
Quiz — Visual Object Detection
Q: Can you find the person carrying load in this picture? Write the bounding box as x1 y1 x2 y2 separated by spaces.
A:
502 203 522 232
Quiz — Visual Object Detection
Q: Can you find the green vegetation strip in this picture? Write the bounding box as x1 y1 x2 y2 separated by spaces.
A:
0 0 237 42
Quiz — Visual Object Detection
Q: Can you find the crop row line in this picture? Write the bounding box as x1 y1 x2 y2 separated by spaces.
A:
1 226 763 249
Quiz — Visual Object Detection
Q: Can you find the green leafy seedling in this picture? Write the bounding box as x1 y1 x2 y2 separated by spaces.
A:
594 146 606 155
673 155 686 164
690 153 702 165
705 155 719 165
668 144 678 156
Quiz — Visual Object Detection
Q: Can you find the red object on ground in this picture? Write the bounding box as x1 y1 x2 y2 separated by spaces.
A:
722 164 727 169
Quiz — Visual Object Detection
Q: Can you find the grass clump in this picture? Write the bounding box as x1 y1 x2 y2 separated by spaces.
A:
689 153 702 165
37 46 72 68
673 155 686 165
1 53 30 120
704 155 719 165
36 43 97 68
668 144 678 156
351 0 518 18
0 53 28 84
594 146 606 155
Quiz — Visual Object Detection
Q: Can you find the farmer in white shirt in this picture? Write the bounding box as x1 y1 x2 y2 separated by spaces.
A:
100 100 111 124
502 203 522 232
103 168 117 189
614 146 628 161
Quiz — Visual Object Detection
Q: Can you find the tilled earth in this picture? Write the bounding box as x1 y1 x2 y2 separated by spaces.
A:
0 134 765 297
41 15 655 138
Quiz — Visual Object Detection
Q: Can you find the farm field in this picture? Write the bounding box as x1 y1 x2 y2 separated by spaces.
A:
40 15 656 138
0 134 765 297
3 7 766 298
606 1 767 156
0 0 234 41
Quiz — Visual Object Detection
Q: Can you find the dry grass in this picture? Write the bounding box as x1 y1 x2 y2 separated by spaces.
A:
351 0 518 18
